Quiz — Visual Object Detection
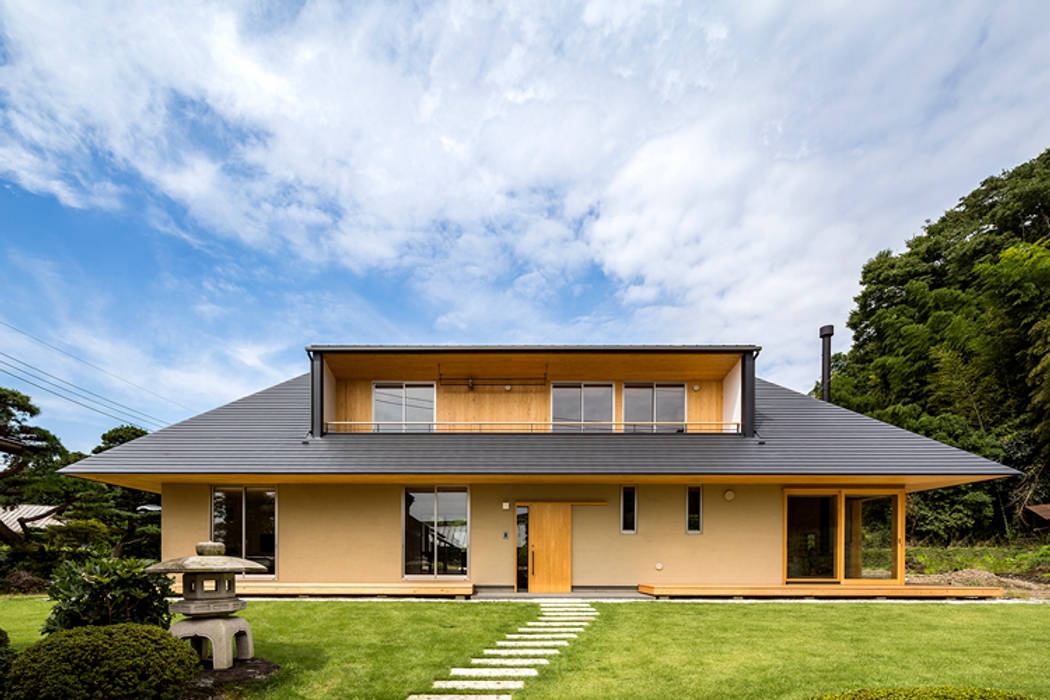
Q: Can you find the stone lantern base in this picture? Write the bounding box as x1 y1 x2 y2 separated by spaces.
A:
171 615 254 670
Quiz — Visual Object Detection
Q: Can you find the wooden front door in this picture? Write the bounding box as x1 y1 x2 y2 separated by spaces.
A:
527 502 573 593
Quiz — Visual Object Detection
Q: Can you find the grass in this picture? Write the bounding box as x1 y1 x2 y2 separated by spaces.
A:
1 596 1049 699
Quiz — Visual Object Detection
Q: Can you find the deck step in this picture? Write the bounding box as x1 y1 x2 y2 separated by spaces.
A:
433 680 525 690
450 667 539 677
471 658 550 666
483 648 561 655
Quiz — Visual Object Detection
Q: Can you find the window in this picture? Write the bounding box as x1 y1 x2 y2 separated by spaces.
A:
404 487 468 576
686 486 702 533
373 383 435 432
212 487 276 575
621 486 637 534
552 383 613 432
624 383 685 432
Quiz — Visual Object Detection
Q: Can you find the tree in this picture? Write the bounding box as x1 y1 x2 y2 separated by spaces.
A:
825 148 1050 542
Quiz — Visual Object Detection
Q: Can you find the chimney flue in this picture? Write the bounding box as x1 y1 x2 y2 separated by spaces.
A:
819 325 834 402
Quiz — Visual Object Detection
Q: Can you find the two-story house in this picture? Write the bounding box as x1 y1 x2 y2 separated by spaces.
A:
62 344 1017 597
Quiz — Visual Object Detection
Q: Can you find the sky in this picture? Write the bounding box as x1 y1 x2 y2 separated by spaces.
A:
1 1 1050 453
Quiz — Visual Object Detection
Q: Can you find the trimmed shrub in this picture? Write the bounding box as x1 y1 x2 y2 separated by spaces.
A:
0 627 15 696
43 556 174 633
7 623 198 700
806 688 1037 700
5 569 48 593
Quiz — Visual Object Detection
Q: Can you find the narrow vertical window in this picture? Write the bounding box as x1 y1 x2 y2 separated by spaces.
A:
621 486 637 534
686 486 702 533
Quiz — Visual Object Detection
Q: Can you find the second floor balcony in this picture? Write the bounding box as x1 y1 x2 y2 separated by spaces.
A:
325 419 741 434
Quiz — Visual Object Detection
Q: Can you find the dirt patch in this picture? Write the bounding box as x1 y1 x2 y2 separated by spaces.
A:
907 568 1050 599
183 657 281 700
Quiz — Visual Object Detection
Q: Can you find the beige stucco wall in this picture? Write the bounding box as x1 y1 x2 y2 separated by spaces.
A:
161 481 783 586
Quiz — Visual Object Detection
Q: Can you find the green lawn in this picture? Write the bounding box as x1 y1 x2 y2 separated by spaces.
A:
1 597 1048 699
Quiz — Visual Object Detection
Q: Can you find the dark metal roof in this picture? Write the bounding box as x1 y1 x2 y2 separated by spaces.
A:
306 344 761 354
61 374 1018 478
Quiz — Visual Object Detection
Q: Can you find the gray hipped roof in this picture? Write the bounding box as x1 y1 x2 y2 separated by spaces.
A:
61 374 1018 478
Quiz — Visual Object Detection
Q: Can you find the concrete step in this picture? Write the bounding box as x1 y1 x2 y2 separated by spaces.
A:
497 640 569 647
432 680 525 690
528 621 589 626
471 658 550 666
450 667 539 677
506 633 577 639
482 648 561 656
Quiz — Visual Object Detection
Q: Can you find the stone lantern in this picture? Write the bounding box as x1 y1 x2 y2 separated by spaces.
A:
146 541 267 670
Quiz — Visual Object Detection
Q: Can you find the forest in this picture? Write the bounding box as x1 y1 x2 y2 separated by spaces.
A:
821 147 1050 544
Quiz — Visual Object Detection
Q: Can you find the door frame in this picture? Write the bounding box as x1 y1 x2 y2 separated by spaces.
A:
513 500 605 592
782 487 905 585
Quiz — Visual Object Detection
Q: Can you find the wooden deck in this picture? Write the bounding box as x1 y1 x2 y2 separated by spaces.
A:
638 583 1003 599
174 581 474 597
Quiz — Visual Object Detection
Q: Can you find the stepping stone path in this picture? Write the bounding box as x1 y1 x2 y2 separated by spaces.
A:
406 601 598 699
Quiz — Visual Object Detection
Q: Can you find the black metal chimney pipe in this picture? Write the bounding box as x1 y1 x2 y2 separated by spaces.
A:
819 325 834 402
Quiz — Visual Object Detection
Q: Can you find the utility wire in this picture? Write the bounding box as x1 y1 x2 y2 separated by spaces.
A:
0 351 168 427
0 359 162 430
0 366 150 431
0 318 194 411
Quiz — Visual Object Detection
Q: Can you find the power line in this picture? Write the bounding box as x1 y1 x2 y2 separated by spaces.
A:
0 366 150 431
0 351 168 428
0 318 194 411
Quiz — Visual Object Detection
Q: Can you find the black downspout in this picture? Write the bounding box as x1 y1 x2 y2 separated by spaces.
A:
741 351 755 437
310 351 324 437
820 325 834 402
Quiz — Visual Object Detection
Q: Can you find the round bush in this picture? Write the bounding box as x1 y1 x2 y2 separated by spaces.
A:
7 623 199 700
806 688 1037 700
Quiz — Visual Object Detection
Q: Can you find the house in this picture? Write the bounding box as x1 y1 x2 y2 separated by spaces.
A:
60 344 1018 598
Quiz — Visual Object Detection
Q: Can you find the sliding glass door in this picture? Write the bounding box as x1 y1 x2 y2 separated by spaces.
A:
784 489 904 584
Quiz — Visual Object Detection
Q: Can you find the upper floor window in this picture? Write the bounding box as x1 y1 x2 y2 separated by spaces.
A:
373 382 435 432
552 383 613 432
624 383 685 433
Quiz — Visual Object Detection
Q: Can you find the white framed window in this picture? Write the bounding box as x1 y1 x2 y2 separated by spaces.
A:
211 486 277 575
551 382 614 432
624 383 686 432
621 485 637 534
403 487 469 577
686 486 703 534
373 382 435 432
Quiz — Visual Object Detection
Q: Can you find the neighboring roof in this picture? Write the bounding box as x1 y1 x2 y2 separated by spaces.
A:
0 504 65 531
1025 504 1050 521
306 344 761 354
0 436 26 454
61 374 1019 479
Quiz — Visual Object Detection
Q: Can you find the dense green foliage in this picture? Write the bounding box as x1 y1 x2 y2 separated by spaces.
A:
0 627 15 696
42 556 174 633
0 387 159 584
805 689 1035 700
825 148 1050 543
6 623 198 700
909 544 1050 574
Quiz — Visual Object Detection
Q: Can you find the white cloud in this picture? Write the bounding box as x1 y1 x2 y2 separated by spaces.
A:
1 0 1050 402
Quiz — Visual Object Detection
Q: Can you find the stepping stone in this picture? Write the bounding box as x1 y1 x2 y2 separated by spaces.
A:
483 648 561 656
538 618 594 622
408 695 512 700
540 605 595 609
433 680 525 690
497 640 569 647
471 658 550 666
528 621 589 626
517 627 583 632
506 633 577 639
450 667 539 677
541 611 598 615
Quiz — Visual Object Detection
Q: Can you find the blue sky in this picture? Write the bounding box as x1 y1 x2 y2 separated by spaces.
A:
1 1 1050 452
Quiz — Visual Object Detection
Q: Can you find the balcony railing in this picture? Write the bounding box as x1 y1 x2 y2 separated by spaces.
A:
325 421 741 434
